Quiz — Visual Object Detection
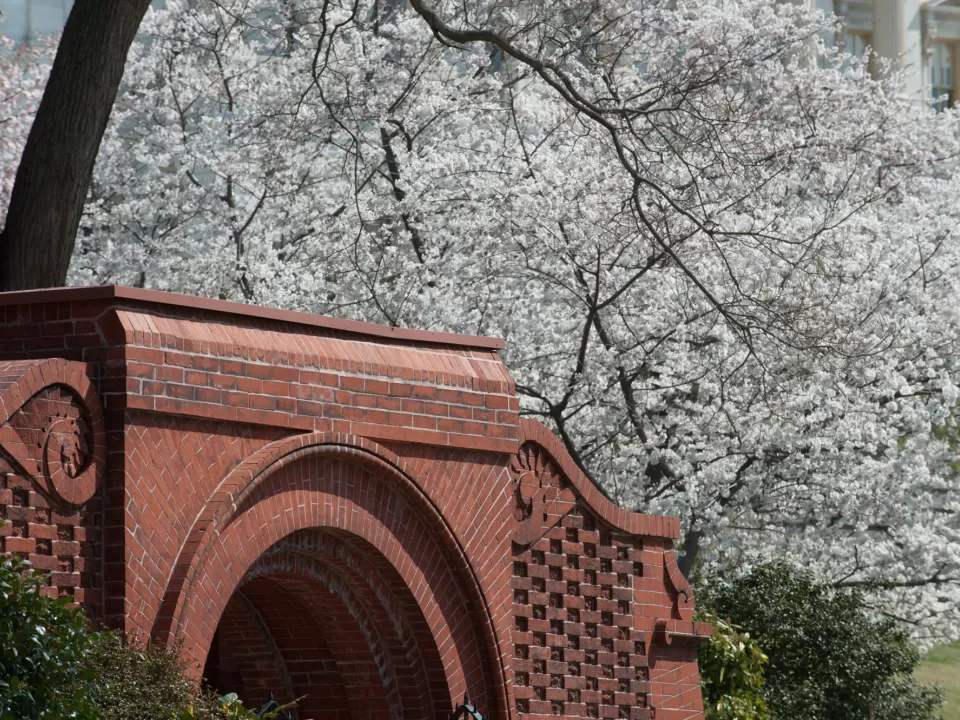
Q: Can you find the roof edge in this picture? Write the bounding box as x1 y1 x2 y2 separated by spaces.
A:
0 285 505 351
518 418 682 540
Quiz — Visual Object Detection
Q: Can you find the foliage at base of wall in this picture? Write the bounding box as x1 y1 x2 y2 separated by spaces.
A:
0 557 286 720
698 563 944 720
86 634 225 720
0 556 99 719
696 610 771 720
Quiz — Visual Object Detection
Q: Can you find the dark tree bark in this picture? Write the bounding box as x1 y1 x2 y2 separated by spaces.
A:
0 0 151 291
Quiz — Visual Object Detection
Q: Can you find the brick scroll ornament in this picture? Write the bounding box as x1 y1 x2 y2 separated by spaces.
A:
0 360 105 508
510 442 577 545
663 549 695 622
33 393 97 506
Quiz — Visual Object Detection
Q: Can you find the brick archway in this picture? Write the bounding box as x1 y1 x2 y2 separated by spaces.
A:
153 434 503 719
0 287 710 720
205 530 450 719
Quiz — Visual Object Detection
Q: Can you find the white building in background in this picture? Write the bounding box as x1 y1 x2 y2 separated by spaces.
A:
0 0 164 44
0 0 956 107
0 0 71 43
815 0 960 107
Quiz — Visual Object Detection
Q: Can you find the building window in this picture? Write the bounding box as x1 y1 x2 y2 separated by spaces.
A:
844 32 871 61
0 0 164 45
0 0 72 45
931 42 954 112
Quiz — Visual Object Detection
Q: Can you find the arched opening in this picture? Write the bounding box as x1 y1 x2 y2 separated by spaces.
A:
154 437 506 719
201 529 450 720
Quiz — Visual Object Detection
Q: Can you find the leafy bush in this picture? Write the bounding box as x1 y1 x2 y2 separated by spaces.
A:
697 610 771 720
700 563 944 720
0 557 288 720
204 694 296 720
89 638 296 720
87 634 222 720
0 555 99 719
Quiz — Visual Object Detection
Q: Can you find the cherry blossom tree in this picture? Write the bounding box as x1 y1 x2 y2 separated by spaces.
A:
5 0 960 641
0 1 151 291
0 33 54 228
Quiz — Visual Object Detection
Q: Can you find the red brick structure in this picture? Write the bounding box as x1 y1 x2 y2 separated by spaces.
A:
0 286 710 720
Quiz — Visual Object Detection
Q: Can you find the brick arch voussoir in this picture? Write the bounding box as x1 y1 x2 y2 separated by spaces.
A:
173 469 470 712
153 433 508 719
247 547 424 720
264 531 446 717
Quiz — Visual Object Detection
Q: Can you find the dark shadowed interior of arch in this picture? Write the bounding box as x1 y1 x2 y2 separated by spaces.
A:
201 529 451 720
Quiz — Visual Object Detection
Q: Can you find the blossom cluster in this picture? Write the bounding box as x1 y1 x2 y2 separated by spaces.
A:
4 0 960 641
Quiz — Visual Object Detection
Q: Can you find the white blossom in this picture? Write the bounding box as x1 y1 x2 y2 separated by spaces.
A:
4 0 960 643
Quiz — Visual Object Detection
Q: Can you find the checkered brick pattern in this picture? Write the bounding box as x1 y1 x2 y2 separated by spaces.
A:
512 513 652 720
0 456 98 607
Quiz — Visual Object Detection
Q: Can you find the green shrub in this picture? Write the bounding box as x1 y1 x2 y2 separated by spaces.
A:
88 636 296 720
204 694 296 720
0 556 287 720
87 634 223 720
0 556 99 720
697 610 771 720
699 562 944 720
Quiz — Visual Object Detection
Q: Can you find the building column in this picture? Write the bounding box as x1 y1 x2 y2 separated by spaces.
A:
872 0 926 97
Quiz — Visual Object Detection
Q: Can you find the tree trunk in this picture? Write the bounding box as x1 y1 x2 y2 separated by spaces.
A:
0 0 150 291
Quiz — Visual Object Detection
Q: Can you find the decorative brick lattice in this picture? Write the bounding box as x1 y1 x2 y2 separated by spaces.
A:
512 510 652 720
0 462 96 605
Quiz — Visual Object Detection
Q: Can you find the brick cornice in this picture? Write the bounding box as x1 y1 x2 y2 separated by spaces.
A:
0 286 519 453
106 306 519 453
0 285 504 349
517 418 681 540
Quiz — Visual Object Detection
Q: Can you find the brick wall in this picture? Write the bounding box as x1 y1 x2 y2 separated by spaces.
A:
0 358 105 616
0 287 708 720
506 423 710 720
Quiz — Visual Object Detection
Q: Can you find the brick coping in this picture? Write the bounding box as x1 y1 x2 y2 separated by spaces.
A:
0 285 505 350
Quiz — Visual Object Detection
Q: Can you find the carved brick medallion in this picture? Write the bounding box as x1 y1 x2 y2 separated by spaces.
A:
510 442 577 545
38 401 95 506
2 386 100 508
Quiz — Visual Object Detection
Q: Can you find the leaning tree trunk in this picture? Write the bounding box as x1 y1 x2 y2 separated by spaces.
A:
0 0 150 291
